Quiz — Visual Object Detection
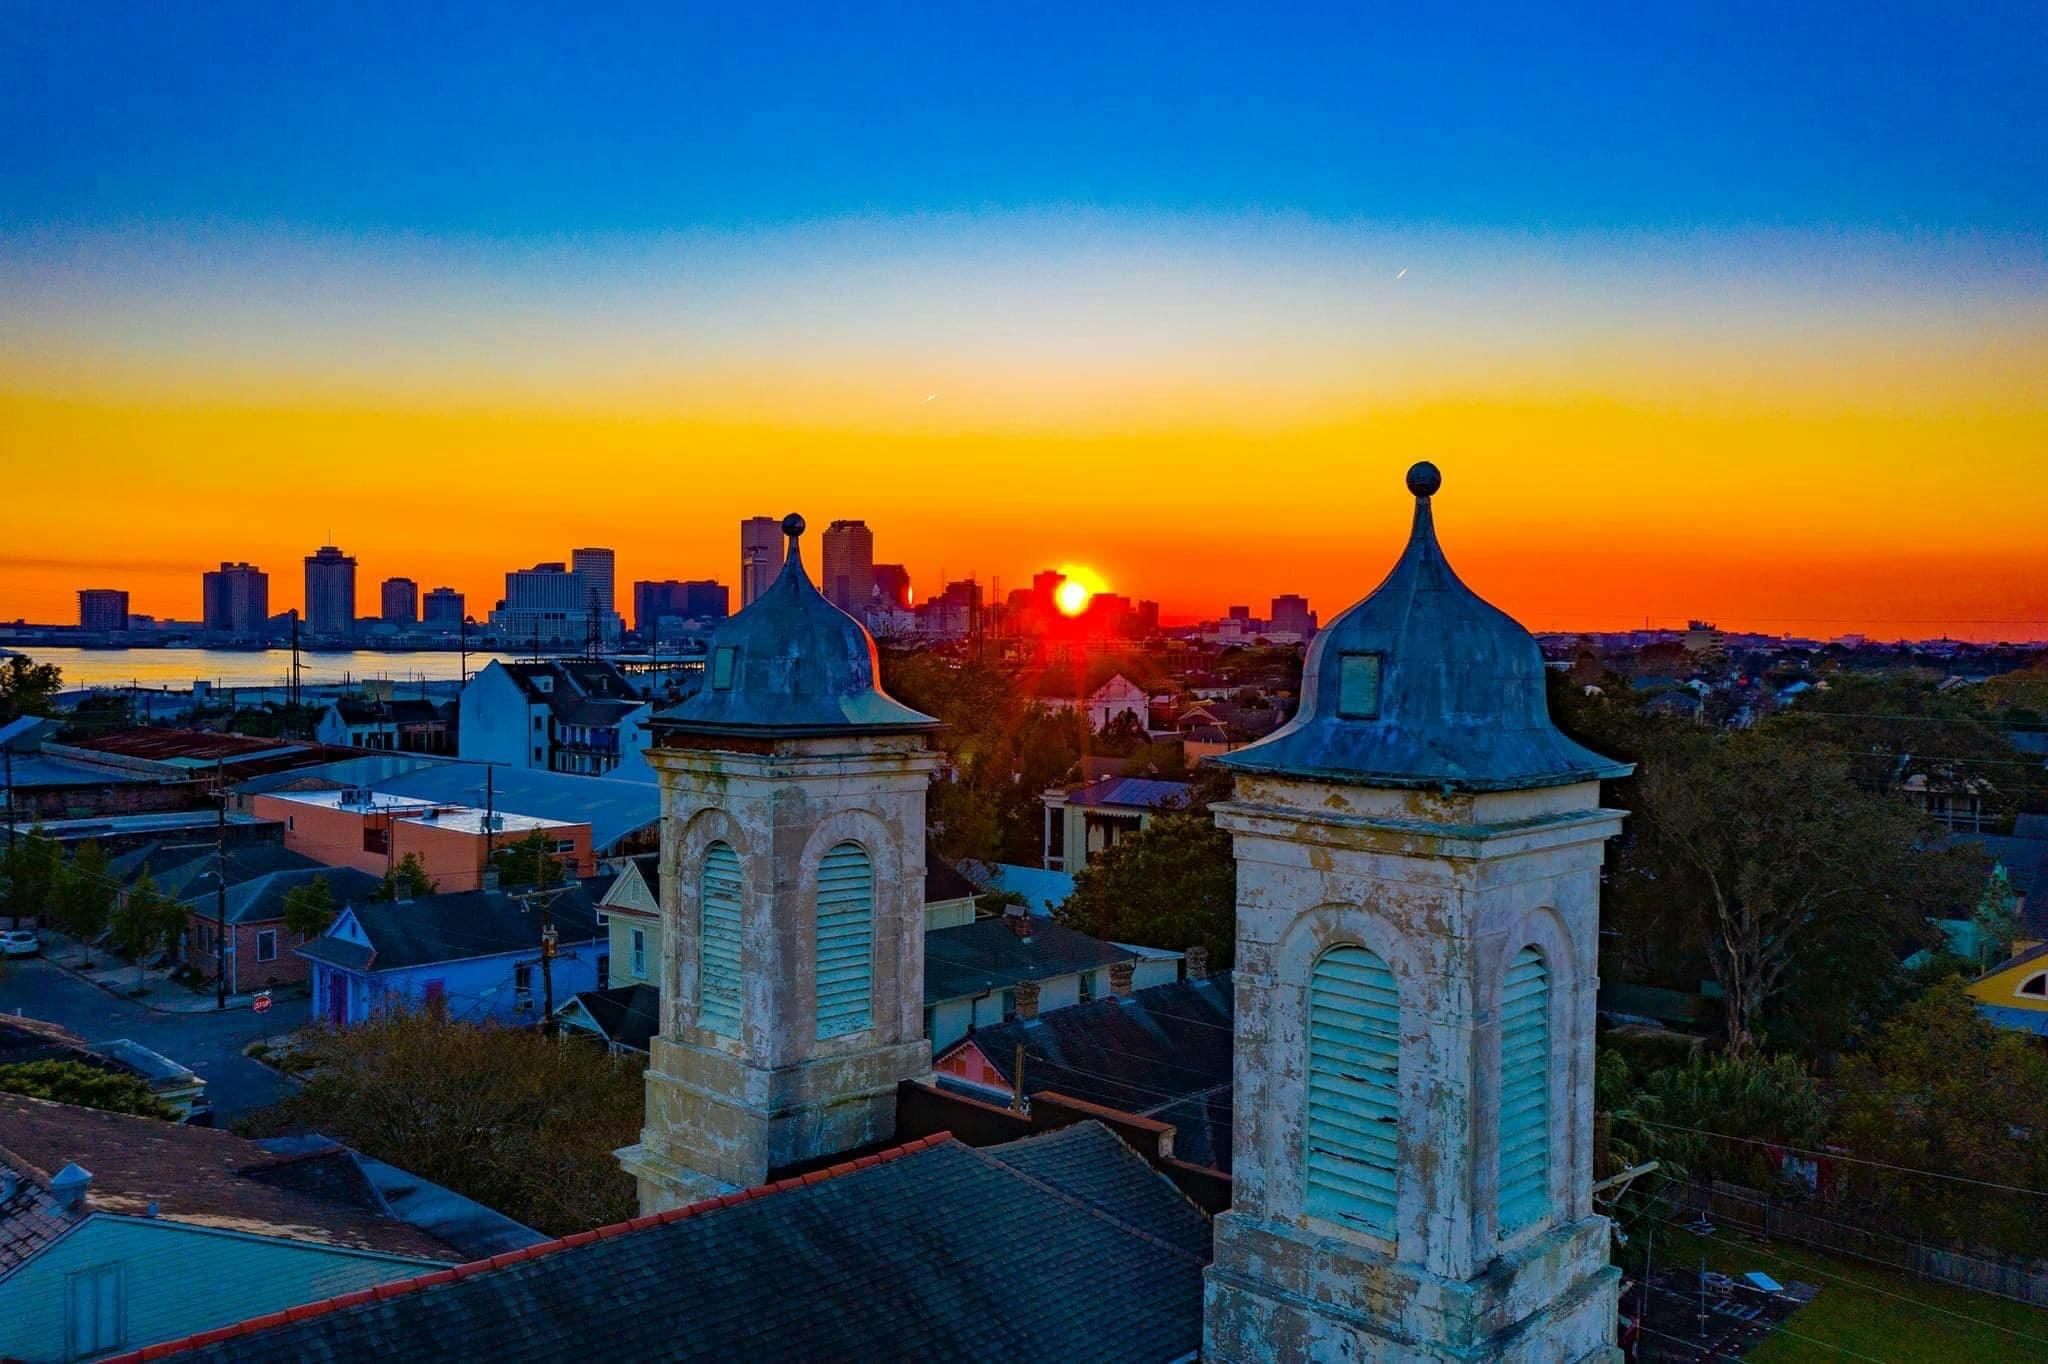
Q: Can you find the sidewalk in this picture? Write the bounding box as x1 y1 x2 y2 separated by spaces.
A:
40 937 308 1015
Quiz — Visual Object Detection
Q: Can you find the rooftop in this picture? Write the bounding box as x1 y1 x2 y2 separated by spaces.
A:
299 875 614 974
1058 775 1194 812
923 916 1135 1005
259 789 579 835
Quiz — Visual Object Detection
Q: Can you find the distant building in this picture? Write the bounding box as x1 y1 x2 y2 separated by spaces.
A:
821 518 875 612
633 579 729 631
571 547 616 619
1270 592 1316 637
738 515 784 607
380 576 419 624
917 578 982 639
1084 673 1149 733
303 545 357 637
75 588 128 631
314 696 456 754
421 585 464 628
253 787 594 893
872 563 911 611
1041 775 1192 871
203 561 270 637
491 557 621 643
457 658 652 778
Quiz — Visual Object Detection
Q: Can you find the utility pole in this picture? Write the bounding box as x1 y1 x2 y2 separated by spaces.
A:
214 758 229 1008
512 835 567 1038
4 746 15 854
459 615 470 685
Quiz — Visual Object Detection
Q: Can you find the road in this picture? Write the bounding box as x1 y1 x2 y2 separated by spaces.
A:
0 957 309 1119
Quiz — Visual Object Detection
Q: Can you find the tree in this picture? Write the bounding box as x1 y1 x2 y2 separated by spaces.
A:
1057 809 1236 967
927 779 1003 865
0 655 62 722
1627 727 1985 1056
0 828 61 929
109 871 186 990
1832 978 2048 1257
490 831 560 889
372 853 437 902
0 1059 177 1120
235 1009 646 1235
54 840 113 965
1970 865 2021 968
1093 710 1149 756
282 874 338 940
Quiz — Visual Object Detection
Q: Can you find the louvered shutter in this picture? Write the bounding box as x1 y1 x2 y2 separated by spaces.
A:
1305 945 1400 1235
815 842 874 1038
1498 946 1551 1232
697 843 742 1036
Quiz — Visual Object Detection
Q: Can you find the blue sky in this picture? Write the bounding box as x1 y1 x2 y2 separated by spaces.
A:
6 2 2045 237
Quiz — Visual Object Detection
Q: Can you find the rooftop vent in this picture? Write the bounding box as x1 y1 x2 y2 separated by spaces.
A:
50 1162 92 1212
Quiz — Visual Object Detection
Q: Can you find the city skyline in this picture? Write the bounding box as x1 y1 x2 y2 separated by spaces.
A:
3 7 2045 641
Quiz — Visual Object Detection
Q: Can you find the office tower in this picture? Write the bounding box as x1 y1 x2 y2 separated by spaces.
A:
820 520 874 613
422 586 466 628
1227 604 1252 622
381 577 419 624
491 562 582 642
871 564 911 611
203 561 271 637
571 547 616 618
303 546 357 636
739 516 784 608
1270 593 1317 637
77 589 129 631
635 579 730 630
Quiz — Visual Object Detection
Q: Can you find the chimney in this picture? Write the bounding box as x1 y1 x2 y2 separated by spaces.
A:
50 1163 92 1213
1003 905 1033 941
1108 959 1136 999
1185 945 1209 981
1013 979 1041 1021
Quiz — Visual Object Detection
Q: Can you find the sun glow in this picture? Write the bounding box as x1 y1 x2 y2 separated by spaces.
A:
1055 579 1093 616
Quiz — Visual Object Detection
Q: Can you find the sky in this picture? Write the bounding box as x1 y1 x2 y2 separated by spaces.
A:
3 3 2045 640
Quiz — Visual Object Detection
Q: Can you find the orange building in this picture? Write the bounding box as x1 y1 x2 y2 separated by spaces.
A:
251 789 592 892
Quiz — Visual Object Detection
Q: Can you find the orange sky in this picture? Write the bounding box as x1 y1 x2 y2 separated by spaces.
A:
3 217 2045 642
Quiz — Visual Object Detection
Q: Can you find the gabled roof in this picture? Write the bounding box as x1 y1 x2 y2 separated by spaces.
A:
922 851 978 903
947 973 1236 1173
299 876 613 973
923 918 1134 1005
1062 775 1193 812
121 1124 1207 1363
559 982 660 1052
202 866 384 926
0 1095 459 1267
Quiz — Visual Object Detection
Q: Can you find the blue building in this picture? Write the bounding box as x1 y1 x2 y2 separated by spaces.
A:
299 876 614 1027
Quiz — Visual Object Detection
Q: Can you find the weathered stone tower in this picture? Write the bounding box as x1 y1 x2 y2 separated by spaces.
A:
1202 464 1630 1362
617 514 941 1211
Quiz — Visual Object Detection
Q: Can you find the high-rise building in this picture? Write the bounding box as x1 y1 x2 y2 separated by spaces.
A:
381 577 419 624
204 562 271 638
1270 593 1317 637
303 546 357 637
739 516 784 608
871 563 911 611
634 580 730 630
422 586 465 628
820 520 874 613
571 548 616 618
917 579 982 639
490 562 582 643
77 589 129 631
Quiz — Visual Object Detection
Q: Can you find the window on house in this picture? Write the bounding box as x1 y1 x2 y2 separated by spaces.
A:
67 1263 124 1358
1079 969 1096 1001
816 842 874 1038
534 715 545 732
515 964 534 995
286 815 295 831
1336 652 1383 720
1305 944 1399 1236
2021 972 2047 998
631 928 647 979
699 842 743 1036
1498 946 1552 1234
256 930 278 962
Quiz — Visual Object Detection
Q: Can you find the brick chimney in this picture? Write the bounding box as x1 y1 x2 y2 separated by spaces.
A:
1013 979 1041 1021
1109 959 1136 998
1003 905 1032 940
1184 945 1209 981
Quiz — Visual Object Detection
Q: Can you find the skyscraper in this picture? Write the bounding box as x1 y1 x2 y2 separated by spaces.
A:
739 516 784 608
204 561 271 638
634 579 730 630
1270 593 1317 637
571 547 616 618
381 577 419 624
422 586 465 628
303 546 356 636
821 519 874 613
77 589 129 631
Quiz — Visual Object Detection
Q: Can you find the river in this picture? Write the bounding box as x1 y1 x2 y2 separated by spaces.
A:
7 646 525 691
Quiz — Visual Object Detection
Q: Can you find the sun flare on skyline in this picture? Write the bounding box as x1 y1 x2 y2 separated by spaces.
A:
1055 579 1093 617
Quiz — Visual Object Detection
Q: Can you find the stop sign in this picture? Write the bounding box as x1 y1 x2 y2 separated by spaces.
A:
253 991 273 1015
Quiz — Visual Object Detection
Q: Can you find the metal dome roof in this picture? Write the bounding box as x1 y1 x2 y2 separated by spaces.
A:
1213 463 1629 792
654 514 939 738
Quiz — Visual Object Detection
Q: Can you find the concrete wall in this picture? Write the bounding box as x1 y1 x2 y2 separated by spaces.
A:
457 663 546 770
0 1215 431 1364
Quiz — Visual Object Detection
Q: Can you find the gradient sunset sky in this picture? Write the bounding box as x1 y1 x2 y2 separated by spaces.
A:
4 5 2045 639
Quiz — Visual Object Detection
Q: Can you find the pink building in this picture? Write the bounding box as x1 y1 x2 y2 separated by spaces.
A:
251 790 592 892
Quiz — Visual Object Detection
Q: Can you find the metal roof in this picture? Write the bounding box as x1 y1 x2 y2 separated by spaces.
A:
1215 463 1632 792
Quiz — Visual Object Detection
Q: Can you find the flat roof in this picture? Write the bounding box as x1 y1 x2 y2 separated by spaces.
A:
258 789 580 833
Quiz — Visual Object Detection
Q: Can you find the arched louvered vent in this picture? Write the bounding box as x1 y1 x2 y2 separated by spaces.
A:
1498 945 1551 1233
697 843 742 1037
815 842 874 1038
1305 945 1399 1235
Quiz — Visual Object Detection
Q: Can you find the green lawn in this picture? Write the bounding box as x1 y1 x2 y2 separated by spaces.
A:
1649 1226 2048 1363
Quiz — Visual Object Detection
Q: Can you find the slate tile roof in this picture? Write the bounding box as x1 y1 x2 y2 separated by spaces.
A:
922 917 1133 1005
119 1124 1207 1363
950 973 1236 1173
0 1096 459 1264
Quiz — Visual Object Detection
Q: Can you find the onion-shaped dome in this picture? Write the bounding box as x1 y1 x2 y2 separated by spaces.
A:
655 514 938 737
1214 464 1629 792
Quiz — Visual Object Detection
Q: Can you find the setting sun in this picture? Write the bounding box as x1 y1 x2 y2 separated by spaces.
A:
1055 579 1092 616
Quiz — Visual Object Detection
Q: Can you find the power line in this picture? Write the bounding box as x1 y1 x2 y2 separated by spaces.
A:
1634 1120 2048 1202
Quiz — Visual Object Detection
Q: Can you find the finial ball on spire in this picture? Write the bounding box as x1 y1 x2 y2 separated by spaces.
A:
1405 461 1442 498
782 513 806 538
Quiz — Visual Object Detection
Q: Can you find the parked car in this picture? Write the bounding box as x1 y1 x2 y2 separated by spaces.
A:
1 929 41 958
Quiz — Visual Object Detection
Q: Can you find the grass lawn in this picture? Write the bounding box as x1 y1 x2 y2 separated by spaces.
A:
1647 1225 2048 1362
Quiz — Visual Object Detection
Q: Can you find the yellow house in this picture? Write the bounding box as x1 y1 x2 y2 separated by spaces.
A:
1966 939 2048 1037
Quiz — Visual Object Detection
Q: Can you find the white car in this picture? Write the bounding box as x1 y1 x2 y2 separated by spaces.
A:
0 930 40 958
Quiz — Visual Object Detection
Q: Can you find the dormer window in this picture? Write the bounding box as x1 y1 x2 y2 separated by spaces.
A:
711 646 738 691
1337 652 1383 720
2021 972 2047 998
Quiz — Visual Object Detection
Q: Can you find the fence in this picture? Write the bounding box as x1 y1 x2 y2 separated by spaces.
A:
1681 1179 2048 1306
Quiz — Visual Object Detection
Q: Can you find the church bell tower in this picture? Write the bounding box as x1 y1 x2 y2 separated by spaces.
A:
1202 465 1630 1362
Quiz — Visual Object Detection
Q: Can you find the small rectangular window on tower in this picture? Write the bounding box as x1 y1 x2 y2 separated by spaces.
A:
711 646 737 691
1337 652 1383 719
